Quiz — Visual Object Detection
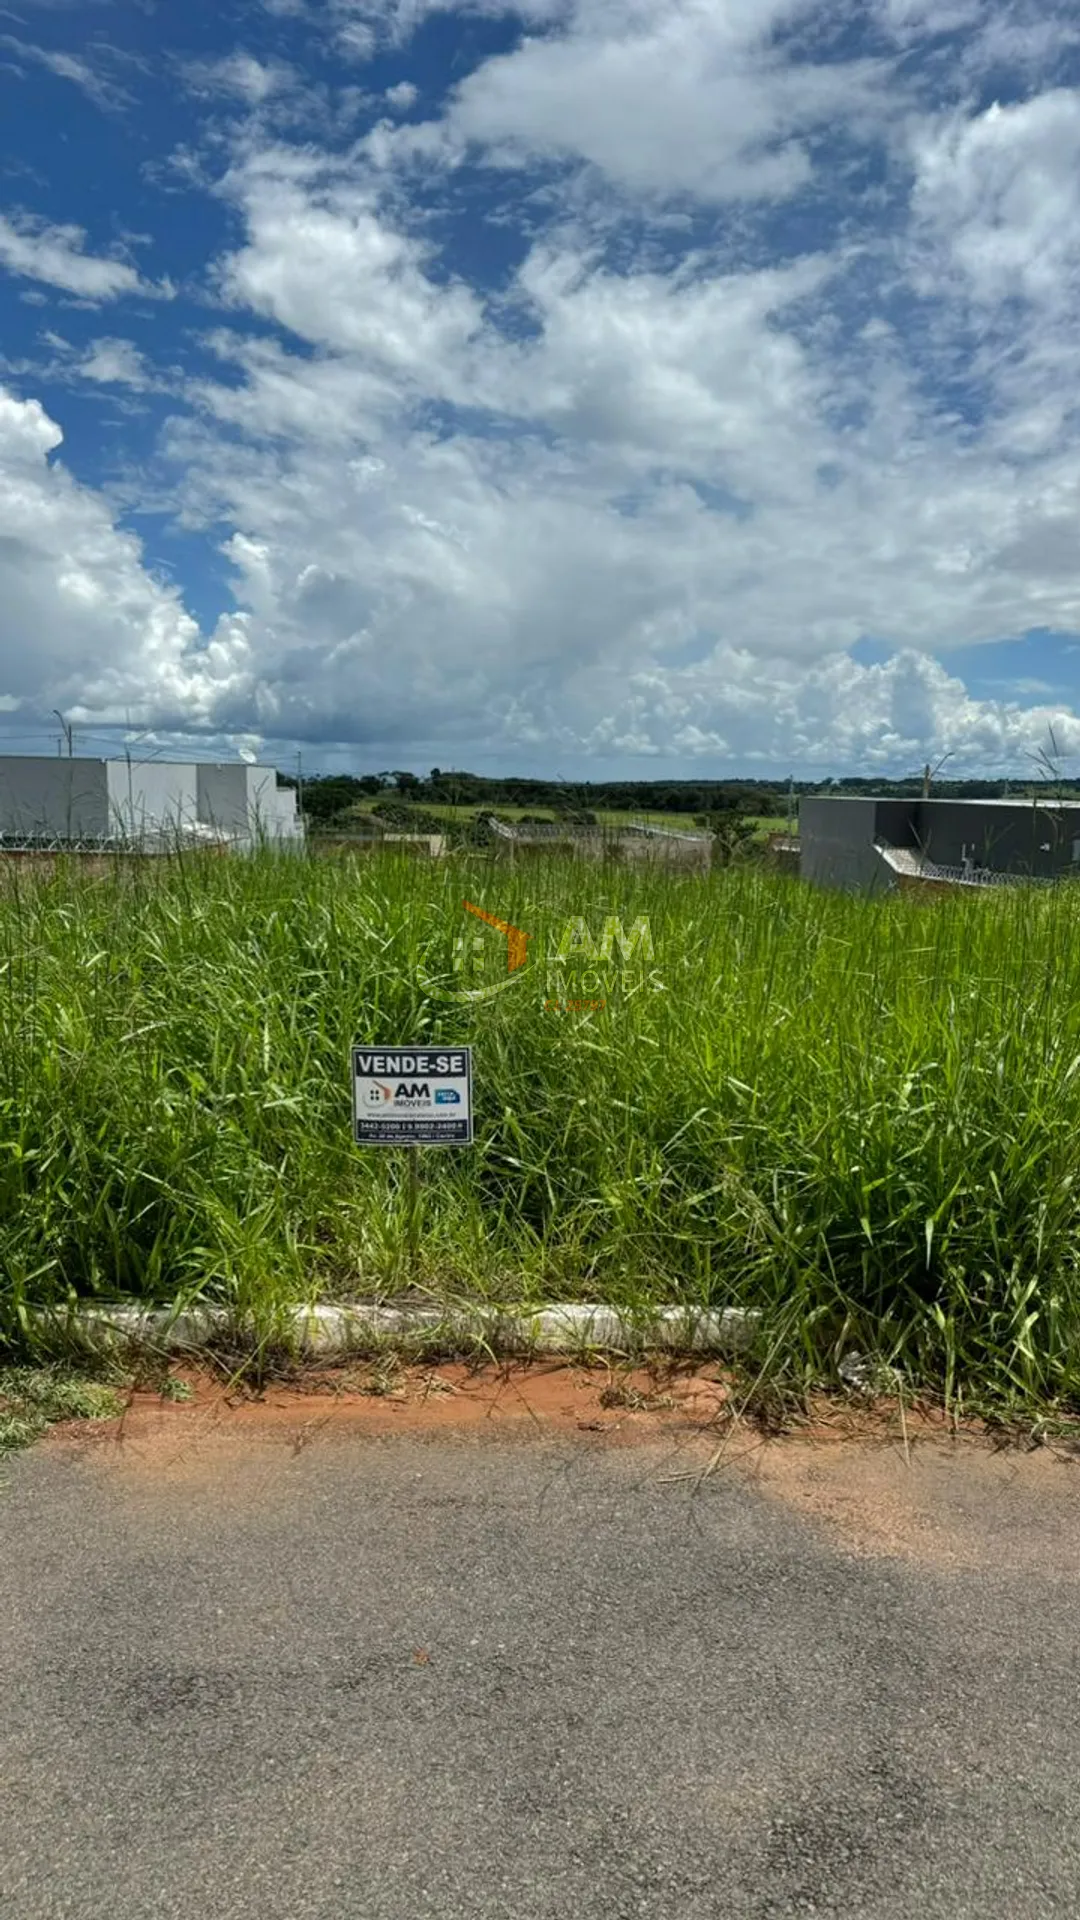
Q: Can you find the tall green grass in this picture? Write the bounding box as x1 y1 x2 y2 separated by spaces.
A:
3 847 1080 1408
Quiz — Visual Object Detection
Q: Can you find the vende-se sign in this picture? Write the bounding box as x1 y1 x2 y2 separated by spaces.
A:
352 1046 473 1146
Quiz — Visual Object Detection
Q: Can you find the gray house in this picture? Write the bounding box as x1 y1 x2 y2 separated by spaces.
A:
800 794 1080 892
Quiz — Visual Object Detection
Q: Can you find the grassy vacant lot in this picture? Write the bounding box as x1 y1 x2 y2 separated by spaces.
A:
2 847 1080 1413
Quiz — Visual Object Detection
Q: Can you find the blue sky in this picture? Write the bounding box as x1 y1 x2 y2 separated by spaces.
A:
3 0 1080 777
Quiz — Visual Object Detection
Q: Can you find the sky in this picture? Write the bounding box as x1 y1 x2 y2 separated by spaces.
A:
3 1 1080 778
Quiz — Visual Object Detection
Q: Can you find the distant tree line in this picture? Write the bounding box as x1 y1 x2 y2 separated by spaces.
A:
296 770 800 824
289 767 1080 828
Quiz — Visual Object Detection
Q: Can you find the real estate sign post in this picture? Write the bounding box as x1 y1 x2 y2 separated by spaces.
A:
351 1047 474 1146
351 1045 475 1267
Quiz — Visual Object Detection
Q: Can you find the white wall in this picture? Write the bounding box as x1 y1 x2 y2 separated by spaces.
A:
267 783 302 842
106 761 198 842
0 756 303 848
196 764 304 844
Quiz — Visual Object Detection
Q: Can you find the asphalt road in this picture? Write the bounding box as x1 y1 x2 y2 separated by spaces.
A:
3 1418 1080 1919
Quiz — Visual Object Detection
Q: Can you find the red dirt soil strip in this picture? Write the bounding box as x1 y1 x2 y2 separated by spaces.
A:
47 1359 732 1455
44 1363 1080 1575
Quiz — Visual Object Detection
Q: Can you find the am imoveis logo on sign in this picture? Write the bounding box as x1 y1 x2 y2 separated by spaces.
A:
352 1047 474 1144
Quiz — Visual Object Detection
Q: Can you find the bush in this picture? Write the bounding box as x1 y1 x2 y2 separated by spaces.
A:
369 800 445 833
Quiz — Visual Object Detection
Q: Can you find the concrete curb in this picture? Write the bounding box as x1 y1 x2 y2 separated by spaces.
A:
37 1301 759 1359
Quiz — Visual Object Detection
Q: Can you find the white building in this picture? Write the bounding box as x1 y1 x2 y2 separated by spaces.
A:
0 757 303 850
194 764 302 848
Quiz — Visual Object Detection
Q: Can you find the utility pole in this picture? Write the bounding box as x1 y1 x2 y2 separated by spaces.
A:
922 751 955 799
53 711 74 844
296 750 304 823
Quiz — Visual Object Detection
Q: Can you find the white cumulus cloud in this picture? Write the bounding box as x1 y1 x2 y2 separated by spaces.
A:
911 90 1080 307
218 150 482 376
447 0 891 203
0 385 244 728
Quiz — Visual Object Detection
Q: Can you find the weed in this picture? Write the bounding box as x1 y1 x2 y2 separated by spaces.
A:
599 1376 671 1412
419 1371 456 1397
361 1355 406 1398
0 1366 126 1455
158 1375 195 1403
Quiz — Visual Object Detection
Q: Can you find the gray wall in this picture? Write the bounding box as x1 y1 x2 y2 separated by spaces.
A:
0 758 109 839
799 793 1080 890
872 799 918 849
196 765 252 837
798 797 895 892
913 800 1080 877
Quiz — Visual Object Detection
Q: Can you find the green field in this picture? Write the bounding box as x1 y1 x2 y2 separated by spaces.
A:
340 799 704 827
334 799 790 836
2 847 1079 1413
